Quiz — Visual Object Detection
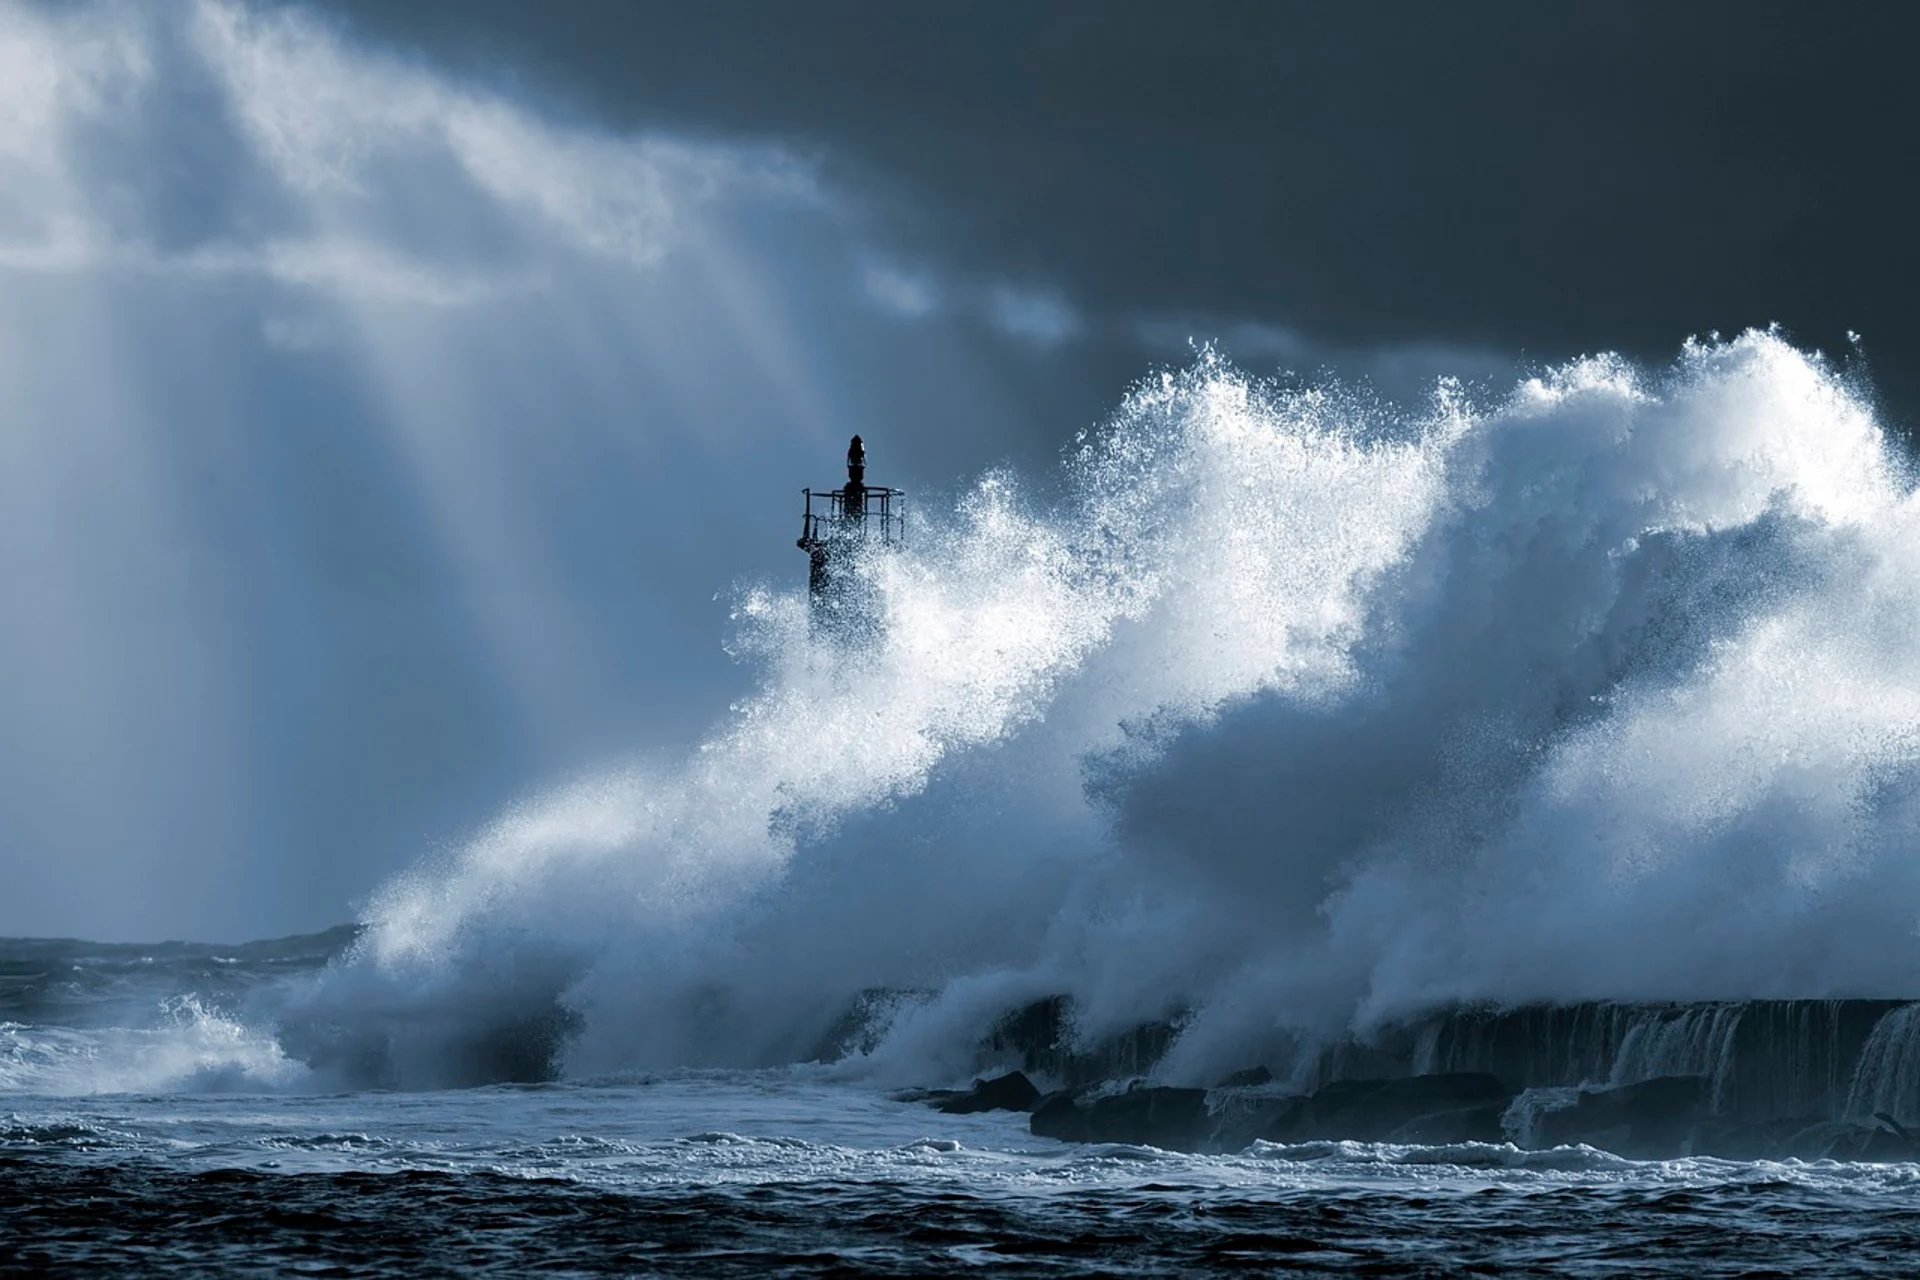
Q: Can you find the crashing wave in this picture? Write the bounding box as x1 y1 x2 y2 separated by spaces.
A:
285 331 1920 1098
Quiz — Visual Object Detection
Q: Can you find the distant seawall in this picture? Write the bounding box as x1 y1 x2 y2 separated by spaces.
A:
978 996 1920 1124
907 995 1920 1158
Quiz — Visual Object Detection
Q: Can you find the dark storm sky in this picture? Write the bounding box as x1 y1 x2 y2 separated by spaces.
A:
317 0 1920 429
9 0 1919 941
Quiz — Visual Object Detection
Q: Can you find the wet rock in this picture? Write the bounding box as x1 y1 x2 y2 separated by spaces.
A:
1029 1091 1093 1143
1038 1073 1514 1152
1030 1085 1211 1150
1536 1075 1709 1156
934 1070 1043 1114
810 987 930 1062
1388 1104 1509 1145
1708 1117 1920 1162
1845 1112 1920 1162
987 998 1069 1068
1215 1065 1273 1088
1680 1115 1824 1160
1209 1092 1306 1151
890 1087 966 1106
984 996 1187 1086
1298 1073 1512 1142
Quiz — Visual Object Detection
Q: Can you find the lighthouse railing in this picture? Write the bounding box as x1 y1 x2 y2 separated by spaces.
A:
800 486 906 546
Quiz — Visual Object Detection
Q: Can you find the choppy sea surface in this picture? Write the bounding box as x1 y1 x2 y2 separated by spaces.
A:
4 935 1917 1276
14 1076 1920 1276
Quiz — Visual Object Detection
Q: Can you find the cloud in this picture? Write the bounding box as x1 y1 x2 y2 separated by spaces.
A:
0 226 537 306
260 310 331 351
0 0 817 305
1131 312 1519 406
1132 318 1313 365
988 284 1080 346
858 259 1092 350
299 0 1920 431
860 260 938 318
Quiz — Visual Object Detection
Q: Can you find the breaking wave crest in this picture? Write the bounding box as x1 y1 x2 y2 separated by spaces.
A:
307 330 1920 1088
1 996 306 1095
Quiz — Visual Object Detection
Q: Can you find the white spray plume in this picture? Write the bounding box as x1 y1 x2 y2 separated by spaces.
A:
327 331 1920 1086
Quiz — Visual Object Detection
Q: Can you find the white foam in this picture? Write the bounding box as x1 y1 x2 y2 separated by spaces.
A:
0 997 308 1095
328 331 1920 1085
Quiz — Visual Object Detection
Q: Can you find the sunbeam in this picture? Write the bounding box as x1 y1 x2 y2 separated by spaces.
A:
0 0 1023 938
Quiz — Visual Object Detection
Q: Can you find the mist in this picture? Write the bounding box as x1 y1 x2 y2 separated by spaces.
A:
10 4 1914 1092
0 0 1126 939
293 329 1920 1091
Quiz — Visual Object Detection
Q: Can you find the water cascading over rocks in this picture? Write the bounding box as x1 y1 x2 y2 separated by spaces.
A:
896 994 1920 1158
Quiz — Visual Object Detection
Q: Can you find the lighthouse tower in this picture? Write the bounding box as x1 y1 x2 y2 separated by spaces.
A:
797 435 904 627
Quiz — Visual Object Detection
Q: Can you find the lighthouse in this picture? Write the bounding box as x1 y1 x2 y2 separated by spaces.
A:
797 435 904 627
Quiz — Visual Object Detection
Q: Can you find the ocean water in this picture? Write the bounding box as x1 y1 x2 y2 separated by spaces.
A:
11 6 1920 1271
9 941 1920 1276
17 333 1920 1270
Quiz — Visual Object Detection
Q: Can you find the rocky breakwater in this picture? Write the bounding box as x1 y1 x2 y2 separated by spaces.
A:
1029 1071 1511 1152
894 996 1920 1160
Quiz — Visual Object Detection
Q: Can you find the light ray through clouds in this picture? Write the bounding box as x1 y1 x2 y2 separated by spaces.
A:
0 0 1025 939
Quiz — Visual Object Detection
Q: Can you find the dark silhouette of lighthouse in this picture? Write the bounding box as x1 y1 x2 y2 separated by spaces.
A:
798 435 903 626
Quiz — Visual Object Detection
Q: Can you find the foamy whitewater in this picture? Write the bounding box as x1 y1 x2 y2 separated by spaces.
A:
302 330 1920 1087
14 335 1920 1273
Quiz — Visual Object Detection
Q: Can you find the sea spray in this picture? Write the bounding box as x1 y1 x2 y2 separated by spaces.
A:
314 331 1920 1089
0 994 307 1095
